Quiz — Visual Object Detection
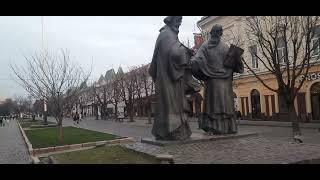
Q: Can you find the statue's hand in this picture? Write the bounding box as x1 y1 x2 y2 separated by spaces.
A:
186 60 194 70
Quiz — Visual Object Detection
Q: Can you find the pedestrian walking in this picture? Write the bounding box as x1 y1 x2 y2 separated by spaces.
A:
76 113 80 124
0 117 3 127
73 114 77 125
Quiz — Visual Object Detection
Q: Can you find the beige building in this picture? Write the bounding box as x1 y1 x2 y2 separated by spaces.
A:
197 16 320 122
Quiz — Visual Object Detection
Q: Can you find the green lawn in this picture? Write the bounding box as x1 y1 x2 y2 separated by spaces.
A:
52 145 160 164
25 126 120 148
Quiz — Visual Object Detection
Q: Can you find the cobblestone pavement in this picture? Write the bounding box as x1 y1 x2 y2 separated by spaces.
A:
0 119 31 164
46 117 320 164
49 117 320 144
122 136 320 164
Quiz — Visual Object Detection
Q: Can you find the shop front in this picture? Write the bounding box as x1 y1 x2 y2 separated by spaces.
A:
233 64 320 122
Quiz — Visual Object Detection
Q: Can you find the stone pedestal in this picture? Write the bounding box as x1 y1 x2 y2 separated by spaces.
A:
141 131 259 146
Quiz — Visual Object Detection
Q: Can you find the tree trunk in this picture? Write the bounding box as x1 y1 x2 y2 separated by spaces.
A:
105 108 109 120
129 104 134 122
58 119 63 144
94 105 98 120
147 109 152 124
102 105 106 120
32 113 36 121
147 100 152 124
43 112 48 125
115 103 118 120
288 103 302 138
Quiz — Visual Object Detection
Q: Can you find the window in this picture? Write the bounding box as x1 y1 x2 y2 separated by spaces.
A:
311 38 320 57
311 25 320 57
277 47 286 63
249 45 258 68
276 37 287 64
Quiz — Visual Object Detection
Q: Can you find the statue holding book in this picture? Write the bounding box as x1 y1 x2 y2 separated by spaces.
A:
190 24 244 135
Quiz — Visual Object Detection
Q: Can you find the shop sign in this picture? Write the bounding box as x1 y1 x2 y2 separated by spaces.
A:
299 72 320 82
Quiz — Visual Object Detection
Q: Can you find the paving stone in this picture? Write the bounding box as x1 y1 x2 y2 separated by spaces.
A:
0 119 32 164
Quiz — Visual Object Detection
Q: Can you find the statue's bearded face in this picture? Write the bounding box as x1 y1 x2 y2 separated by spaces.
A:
211 29 222 40
171 17 182 29
210 26 223 45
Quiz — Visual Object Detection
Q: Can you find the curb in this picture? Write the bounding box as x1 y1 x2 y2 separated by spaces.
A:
141 132 259 146
17 121 40 164
237 121 320 129
30 124 58 128
18 121 135 163
48 156 58 164
31 137 135 156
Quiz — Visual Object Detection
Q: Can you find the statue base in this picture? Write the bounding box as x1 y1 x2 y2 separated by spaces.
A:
141 131 259 146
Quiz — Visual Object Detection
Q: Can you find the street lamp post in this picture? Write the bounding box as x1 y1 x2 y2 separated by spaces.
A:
43 99 47 125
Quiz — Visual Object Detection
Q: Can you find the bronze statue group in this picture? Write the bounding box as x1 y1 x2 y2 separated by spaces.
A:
149 16 244 141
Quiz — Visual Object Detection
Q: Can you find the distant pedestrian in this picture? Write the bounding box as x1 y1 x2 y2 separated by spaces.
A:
76 113 80 124
236 111 242 120
73 114 77 125
0 117 3 127
79 113 82 122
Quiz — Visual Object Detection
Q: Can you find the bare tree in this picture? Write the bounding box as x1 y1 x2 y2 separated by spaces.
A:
33 99 44 118
13 95 31 118
137 64 154 123
132 65 145 117
11 49 91 142
118 66 139 122
91 83 108 120
243 16 320 141
109 79 121 120
0 98 17 116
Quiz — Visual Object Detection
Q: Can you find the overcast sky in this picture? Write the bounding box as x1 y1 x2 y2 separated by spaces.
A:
0 16 203 100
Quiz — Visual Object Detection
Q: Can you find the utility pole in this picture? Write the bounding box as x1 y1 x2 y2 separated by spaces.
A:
42 16 44 50
41 16 48 125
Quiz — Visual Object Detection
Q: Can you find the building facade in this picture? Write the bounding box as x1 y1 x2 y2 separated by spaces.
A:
197 16 320 122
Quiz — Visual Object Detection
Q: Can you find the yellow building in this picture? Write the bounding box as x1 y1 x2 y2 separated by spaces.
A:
196 16 320 122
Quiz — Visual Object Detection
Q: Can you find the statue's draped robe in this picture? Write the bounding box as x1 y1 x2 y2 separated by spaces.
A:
192 41 244 134
149 25 192 140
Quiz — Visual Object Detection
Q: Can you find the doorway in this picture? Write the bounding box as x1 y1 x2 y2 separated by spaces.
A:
311 82 320 120
251 89 261 119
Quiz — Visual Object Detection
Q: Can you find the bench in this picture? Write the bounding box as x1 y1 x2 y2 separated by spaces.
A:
117 117 124 122
116 116 125 122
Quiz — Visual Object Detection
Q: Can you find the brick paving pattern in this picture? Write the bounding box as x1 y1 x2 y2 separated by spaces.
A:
0 119 31 164
122 136 320 164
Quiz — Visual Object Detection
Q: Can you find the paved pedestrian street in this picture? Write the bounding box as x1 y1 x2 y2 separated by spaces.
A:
0 119 31 164
123 136 320 164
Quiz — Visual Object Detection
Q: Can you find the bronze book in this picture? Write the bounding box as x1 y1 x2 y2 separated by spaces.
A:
223 44 244 69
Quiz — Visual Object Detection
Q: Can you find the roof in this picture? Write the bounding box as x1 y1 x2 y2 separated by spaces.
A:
197 16 210 26
117 67 124 75
105 69 116 80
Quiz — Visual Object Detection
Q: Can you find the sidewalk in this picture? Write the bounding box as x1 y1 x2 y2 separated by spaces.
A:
238 120 320 129
47 115 320 132
120 117 320 129
0 119 32 164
